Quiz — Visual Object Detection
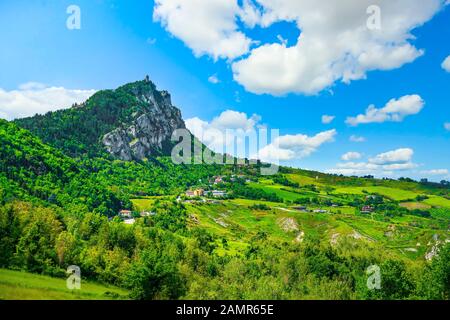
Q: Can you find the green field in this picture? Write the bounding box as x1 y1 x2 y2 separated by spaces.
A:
423 196 450 209
248 182 307 201
333 186 419 201
286 174 322 186
131 196 171 211
0 269 128 300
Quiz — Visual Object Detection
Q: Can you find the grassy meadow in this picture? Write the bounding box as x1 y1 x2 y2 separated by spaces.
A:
0 269 129 300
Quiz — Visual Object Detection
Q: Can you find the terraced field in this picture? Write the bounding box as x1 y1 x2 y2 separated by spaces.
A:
185 197 448 261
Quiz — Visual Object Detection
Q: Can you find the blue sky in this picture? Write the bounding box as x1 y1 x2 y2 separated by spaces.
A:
0 0 449 181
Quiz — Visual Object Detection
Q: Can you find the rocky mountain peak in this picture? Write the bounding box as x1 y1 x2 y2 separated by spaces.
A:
15 77 187 160
102 78 186 160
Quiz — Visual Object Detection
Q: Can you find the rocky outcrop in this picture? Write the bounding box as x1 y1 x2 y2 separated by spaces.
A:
15 76 189 160
102 77 186 160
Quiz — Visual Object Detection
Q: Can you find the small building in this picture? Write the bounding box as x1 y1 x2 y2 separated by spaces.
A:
294 206 308 212
123 218 135 225
119 210 132 219
313 209 328 213
211 190 227 198
361 206 374 213
185 190 195 198
194 189 204 197
186 189 204 198
214 176 223 184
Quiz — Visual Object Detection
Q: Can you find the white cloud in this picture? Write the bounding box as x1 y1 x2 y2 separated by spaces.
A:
186 110 262 153
442 55 450 72
239 0 263 28
346 95 424 126
368 148 413 165
186 110 336 162
208 74 221 84
342 152 362 161
232 0 445 95
328 147 418 177
153 0 252 60
0 83 96 120
210 109 262 131
420 169 449 176
349 135 366 142
258 129 337 162
321 115 335 124
154 1 446 95
445 122 450 131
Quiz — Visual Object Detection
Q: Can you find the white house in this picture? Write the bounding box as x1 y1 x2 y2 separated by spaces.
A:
211 190 227 198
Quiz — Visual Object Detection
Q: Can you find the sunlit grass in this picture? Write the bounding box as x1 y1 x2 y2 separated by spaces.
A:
0 269 128 300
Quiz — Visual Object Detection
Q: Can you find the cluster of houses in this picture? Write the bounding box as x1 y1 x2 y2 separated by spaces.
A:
213 175 251 184
182 174 252 201
185 188 228 199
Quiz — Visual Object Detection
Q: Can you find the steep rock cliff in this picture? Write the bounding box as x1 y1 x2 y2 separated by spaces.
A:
15 77 186 160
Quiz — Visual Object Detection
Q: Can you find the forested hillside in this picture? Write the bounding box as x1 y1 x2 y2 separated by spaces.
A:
0 119 127 216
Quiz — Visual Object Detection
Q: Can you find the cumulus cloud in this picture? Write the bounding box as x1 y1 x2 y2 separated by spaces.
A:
0 83 96 120
186 110 336 162
153 0 251 60
233 0 446 95
258 129 337 162
346 95 424 126
328 147 418 177
186 110 262 153
368 148 413 165
350 135 366 142
321 115 335 124
442 55 450 72
154 1 447 95
341 152 362 161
